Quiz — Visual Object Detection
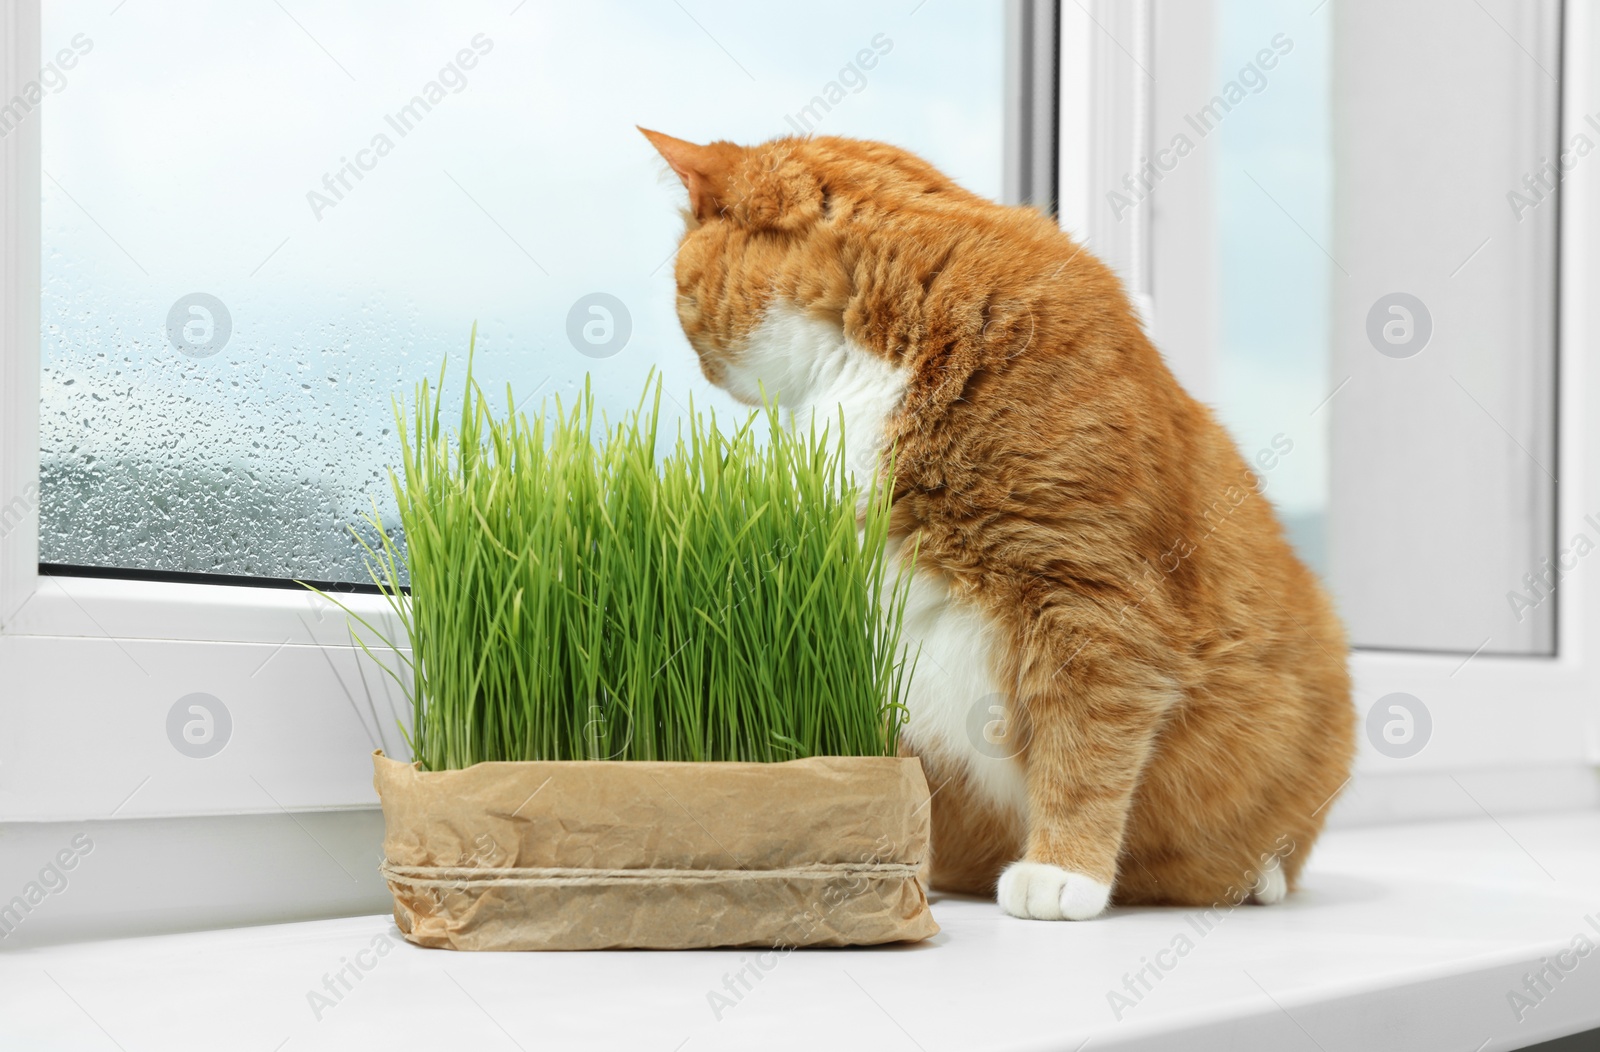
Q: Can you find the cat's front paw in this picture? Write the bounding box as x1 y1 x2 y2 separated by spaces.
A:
997 861 1112 921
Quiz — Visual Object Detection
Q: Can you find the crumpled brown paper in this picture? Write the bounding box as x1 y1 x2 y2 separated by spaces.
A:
372 750 939 950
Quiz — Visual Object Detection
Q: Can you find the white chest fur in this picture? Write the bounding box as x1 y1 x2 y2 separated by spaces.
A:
726 304 1029 817
891 542 1029 816
721 302 905 486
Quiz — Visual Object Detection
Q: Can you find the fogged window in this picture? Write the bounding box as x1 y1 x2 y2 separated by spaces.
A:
40 1 1001 583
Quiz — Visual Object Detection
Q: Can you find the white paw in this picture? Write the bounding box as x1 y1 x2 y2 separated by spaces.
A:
997 861 1112 921
1249 857 1288 905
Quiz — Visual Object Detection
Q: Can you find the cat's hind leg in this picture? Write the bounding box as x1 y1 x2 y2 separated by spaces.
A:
1249 856 1288 905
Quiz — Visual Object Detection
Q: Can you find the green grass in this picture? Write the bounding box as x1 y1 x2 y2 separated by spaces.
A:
316 328 914 771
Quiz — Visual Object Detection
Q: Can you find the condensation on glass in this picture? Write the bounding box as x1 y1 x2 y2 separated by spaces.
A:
39 1 1003 584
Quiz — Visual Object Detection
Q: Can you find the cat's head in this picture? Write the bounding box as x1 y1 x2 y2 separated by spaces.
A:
640 128 979 400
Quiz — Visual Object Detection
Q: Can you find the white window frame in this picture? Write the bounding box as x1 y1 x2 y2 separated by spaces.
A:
0 0 1595 827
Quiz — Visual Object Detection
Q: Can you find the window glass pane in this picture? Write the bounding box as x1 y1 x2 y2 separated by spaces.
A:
39 0 1002 584
1205 0 1558 654
1209 0 1332 578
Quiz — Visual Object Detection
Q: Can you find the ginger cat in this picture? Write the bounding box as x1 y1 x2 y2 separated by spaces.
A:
642 128 1356 920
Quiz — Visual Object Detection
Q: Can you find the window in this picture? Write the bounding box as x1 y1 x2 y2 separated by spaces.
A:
1064 0 1593 792
1 0 1596 829
37 0 1003 585
0 0 1007 819
1135 0 1560 655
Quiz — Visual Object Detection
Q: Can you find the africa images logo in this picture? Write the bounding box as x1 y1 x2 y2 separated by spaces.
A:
166 693 232 759
166 293 232 358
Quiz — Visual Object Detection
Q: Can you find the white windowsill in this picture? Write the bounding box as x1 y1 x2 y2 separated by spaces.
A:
3 809 1598 1051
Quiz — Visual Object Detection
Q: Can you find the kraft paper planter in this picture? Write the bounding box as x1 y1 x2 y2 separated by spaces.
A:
372 750 940 950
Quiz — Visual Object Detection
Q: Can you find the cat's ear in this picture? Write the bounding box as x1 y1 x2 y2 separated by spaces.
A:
639 127 742 223
737 152 823 233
